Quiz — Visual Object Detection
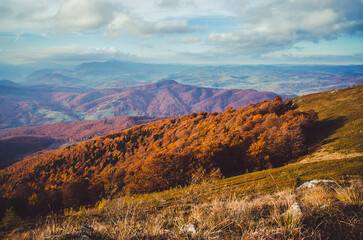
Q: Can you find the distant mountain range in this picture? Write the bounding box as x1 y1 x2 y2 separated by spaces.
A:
0 80 282 129
23 60 188 89
6 60 360 96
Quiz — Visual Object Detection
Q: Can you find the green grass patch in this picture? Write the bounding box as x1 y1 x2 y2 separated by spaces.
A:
125 156 363 209
288 85 363 153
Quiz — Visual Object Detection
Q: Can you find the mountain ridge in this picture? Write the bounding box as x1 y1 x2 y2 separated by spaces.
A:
0 80 283 129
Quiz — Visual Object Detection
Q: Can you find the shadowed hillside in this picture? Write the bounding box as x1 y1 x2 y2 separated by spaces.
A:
0 136 54 170
0 116 163 169
289 84 363 161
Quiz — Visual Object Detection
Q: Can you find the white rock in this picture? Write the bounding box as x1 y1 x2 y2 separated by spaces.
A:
296 179 338 190
289 202 302 216
180 223 197 236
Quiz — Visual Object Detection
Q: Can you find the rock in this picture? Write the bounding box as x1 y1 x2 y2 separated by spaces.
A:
180 223 197 237
289 202 302 216
80 225 93 233
80 225 93 239
80 234 91 240
320 204 330 209
296 179 339 190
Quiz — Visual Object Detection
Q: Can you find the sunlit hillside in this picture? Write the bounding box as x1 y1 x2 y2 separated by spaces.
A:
1 85 362 239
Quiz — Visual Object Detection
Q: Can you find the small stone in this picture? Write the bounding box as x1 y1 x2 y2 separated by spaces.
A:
80 225 93 239
289 202 302 216
320 204 330 209
180 223 197 236
80 225 93 233
80 234 91 240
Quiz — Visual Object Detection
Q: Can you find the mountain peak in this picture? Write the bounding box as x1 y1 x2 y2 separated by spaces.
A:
156 79 179 87
0 79 19 87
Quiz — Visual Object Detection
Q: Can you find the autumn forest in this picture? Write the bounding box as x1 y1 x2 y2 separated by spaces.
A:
0 97 318 218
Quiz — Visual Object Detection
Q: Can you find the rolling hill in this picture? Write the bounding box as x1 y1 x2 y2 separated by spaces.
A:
0 80 282 129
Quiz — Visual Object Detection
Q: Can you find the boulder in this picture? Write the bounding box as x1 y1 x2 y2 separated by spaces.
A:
296 179 339 190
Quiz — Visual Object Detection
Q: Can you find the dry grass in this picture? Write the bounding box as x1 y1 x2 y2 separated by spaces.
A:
335 180 363 207
4 179 362 240
298 148 363 164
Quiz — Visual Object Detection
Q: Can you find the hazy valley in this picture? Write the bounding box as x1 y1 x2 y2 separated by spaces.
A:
2 61 362 96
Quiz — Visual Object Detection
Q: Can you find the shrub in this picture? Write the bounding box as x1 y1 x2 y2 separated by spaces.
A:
1 207 21 228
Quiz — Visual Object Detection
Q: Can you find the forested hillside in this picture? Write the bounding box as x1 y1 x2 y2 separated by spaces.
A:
0 96 317 216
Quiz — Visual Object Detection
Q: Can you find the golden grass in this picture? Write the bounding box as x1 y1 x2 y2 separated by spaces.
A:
2 150 362 239
335 180 363 207
4 179 362 240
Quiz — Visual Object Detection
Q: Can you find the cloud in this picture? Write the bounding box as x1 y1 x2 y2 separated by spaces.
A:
169 36 201 43
0 1 58 33
0 0 362 65
106 13 203 38
0 45 139 64
0 0 203 36
55 0 115 32
0 6 12 17
15 32 23 42
158 0 179 8
207 0 363 55
139 43 154 49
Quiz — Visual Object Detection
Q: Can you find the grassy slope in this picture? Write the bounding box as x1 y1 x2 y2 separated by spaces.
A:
3 85 363 239
72 84 363 211
290 84 363 155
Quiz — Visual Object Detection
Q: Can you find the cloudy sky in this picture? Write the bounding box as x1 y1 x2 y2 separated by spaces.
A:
0 0 362 65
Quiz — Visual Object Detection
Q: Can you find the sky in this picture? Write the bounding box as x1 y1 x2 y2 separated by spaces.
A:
0 0 363 65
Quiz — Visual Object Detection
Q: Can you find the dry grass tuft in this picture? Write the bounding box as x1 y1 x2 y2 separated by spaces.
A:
335 180 363 207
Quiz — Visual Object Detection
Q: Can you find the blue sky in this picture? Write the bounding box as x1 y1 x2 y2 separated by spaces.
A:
0 0 362 65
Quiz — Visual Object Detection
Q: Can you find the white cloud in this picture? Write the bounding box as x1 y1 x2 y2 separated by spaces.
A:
302 9 338 31
55 0 114 32
0 0 59 33
181 36 201 43
207 0 363 55
106 13 203 38
0 0 204 36
169 36 201 43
